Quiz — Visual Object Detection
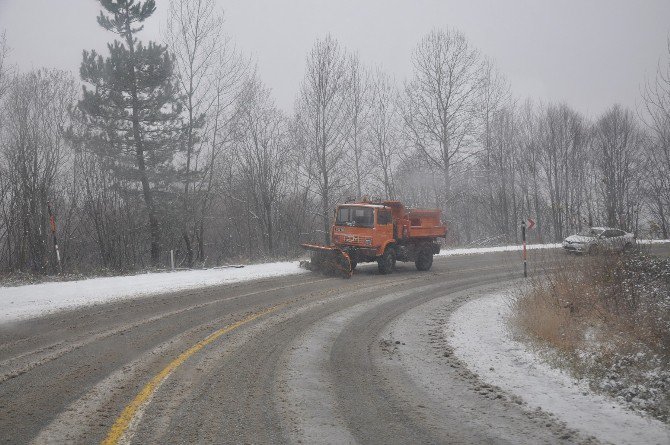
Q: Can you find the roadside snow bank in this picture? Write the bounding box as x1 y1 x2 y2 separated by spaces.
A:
447 291 670 445
1 239 666 324
438 238 669 257
0 262 306 323
438 243 561 256
638 238 670 245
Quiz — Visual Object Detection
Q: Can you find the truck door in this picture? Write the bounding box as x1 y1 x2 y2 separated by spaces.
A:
377 209 394 246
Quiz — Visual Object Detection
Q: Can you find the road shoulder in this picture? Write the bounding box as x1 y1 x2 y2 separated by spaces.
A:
376 282 579 444
447 284 670 445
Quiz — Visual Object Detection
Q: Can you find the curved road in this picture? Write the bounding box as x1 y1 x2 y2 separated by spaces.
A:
1 247 666 444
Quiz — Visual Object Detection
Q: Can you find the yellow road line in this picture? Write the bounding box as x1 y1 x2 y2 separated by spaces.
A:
101 305 280 445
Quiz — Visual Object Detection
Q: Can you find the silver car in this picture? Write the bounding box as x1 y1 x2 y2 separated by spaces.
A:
562 227 636 254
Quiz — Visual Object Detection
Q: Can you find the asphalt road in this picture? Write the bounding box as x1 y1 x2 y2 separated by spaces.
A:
1 245 668 444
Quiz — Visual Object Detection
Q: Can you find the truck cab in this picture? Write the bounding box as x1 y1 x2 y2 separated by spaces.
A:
331 204 392 257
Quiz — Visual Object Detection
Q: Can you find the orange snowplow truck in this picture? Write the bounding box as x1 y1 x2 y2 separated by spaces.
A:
301 200 447 278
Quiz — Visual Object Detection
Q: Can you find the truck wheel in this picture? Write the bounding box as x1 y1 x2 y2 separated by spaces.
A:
415 249 433 271
378 248 395 275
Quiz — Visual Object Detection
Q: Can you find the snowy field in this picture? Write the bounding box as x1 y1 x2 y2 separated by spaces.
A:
448 290 670 445
0 240 667 324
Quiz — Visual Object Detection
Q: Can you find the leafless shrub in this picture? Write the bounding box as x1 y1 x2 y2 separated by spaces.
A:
514 251 670 421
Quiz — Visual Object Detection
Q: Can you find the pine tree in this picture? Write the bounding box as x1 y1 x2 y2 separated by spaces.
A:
78 0 182 266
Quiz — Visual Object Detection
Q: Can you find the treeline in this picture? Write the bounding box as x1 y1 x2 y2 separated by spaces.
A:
0 0 669 275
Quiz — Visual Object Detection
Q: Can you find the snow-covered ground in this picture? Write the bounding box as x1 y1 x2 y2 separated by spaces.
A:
0 262 307 323
438 242 562 256
1 239 667 324
638 238 670 245
447 290 670 445
438 238 669 257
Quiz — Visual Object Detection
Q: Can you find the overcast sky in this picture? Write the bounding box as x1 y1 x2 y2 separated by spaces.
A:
1 0 669 117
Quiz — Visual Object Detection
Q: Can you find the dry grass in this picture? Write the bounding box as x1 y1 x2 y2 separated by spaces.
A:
513 249 670 422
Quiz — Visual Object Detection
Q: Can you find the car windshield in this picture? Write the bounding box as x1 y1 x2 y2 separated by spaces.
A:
336 206 374 227
577 228 604 237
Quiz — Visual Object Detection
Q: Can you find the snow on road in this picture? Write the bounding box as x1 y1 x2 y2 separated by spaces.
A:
0 262 307 323
448 290 670 445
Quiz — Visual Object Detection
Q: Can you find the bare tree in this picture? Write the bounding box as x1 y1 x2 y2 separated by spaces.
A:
0 70 77 272
644 140 669 238
516 100 546 241
165 0 249 265
537 104 589 240
401 29 484 212
478 60 512 236
642 39 670 171
165 0 220 266
345 54 369 198
489 104 519 240
295 35 352 244
594 105 644 230
367 68 400 199
233 77 289 254
0 31 10 101
194 55 248 262
641 38 670 238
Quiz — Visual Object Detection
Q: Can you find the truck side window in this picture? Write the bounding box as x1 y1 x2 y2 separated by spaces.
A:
378 210 391 225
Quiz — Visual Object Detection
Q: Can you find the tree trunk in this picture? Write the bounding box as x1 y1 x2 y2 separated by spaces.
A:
182 89 194 267
135 147 160 266
322 191 330 245
442 163 450 214
266 203 274 254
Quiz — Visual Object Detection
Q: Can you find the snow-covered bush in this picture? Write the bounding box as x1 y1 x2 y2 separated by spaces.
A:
514 251 670 422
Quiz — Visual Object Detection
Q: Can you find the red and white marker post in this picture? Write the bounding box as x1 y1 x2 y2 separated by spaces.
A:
47 201 62 274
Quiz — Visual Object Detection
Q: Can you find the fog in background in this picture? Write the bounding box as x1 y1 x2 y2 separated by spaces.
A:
1 0 669 116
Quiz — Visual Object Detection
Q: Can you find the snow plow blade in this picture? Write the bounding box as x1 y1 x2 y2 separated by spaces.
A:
300 243 352 279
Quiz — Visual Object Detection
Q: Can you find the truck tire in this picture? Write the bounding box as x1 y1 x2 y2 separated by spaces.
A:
415 249 433 271
378 248 395 275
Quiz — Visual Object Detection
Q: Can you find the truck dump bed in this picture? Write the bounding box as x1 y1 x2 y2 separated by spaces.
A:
406 209 447 239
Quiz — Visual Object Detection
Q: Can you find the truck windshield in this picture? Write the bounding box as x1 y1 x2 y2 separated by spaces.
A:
336 207 374 227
